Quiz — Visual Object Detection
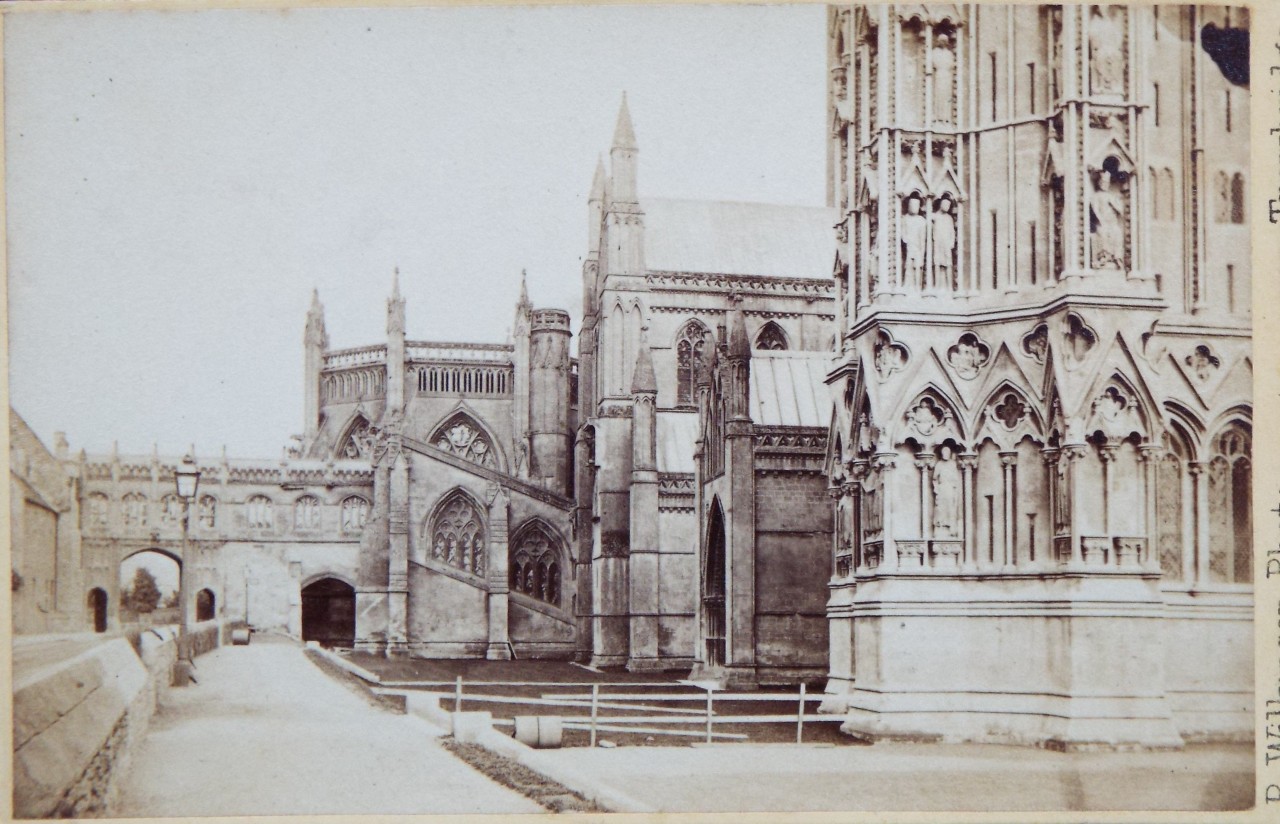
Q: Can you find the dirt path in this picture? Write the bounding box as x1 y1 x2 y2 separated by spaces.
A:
112 635 543 817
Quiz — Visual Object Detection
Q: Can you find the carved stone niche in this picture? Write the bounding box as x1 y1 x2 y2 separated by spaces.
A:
1022 323 1049 364
946 332 990 380
873 328 908 379
1185 344 1221 382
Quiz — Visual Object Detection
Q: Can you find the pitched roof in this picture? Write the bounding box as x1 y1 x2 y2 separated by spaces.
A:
749 351 835 428
642 198 838 279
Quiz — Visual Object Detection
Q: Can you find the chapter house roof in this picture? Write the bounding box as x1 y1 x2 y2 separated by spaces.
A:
642 198 838 280
749 350 834 428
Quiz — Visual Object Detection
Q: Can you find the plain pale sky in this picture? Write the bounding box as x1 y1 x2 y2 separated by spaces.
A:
6 3 828 456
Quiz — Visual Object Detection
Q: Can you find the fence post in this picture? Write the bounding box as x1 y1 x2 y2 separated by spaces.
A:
797 682 806 744
705 689 714 744
589 684 599 748
454 675 463 714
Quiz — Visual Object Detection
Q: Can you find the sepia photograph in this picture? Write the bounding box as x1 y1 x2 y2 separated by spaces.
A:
5 1 1265 819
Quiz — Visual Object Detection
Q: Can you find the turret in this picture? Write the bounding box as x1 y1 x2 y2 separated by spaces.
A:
512 271 533 477
724 302 752 424
630 330 657 473
304 289 328 439
528 307 573 494
385 270 405 424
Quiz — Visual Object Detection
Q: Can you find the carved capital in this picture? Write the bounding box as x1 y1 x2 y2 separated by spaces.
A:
956 453 979 471
1185 461 1206 477
873 452 897 472
914 455 937 471
998 451 1019 467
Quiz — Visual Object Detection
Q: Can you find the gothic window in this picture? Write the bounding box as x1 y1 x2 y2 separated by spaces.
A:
1214 171 1231 223
675 320 711 407
197 495 217 529
294 495 321 530
509 522 564 607
121 493 148 528
428 490 486 576
160 494 183 526
341 496 370 532
754 322 788 351
1208 425 1251 583
1155 435 1189 580
246 495 274 530
429 413 499 469
86 492 109 528
337 417 372 460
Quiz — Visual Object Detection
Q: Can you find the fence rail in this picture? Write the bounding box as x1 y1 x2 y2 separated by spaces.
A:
416 677 838 745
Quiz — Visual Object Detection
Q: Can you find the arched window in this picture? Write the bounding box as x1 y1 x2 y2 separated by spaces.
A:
675 320 711 407
429 413 499 470
1155 430 1190 581
428 491 486 576
294 495 321 530
86 492 109 528
1214 170 1231 223
246 495 274 530
196 588 216 621
121 493 148 528
509 522 564 606
755 321 788 351
341 496 370 532
1208 425 1251 583
197 495 217 528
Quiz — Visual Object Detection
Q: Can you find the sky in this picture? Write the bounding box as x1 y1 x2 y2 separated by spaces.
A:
6 3 829 456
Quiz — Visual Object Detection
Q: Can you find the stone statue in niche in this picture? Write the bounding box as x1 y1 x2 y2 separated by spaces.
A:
930 32 956 124
867 215 880 296
901 196 928 290
931 447 961 538
932 195 957 289
1089 5 1125 96
1090 162 1127 269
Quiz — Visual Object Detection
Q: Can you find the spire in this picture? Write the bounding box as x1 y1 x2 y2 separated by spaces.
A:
518 269 531 309
590 154 607 202
612 92 638 151
630 327 657 394
305 288 328 348
391 266 401 301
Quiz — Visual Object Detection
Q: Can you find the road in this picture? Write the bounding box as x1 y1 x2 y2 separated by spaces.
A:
112 635 543 817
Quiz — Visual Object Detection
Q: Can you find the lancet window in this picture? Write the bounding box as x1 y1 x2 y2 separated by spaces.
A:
197 495 217 529
121 493 148 528
246 495 274 530
86 492 109 528
755 322 788 351
294 495 322 530
1208 425 1251 583
160 494 183 526
341 496 370 532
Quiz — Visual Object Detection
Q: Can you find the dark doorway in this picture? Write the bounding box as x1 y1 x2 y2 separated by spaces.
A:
702 499 727 667
88 588 108 633
301 578 356 648
196 588 216 622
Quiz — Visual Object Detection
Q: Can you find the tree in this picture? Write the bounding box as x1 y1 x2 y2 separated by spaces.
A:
124 567 162 614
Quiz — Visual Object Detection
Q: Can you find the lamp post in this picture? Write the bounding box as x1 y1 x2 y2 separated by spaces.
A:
174 454 201 682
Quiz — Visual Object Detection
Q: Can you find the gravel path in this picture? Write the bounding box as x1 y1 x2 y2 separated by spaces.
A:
112 635 543 817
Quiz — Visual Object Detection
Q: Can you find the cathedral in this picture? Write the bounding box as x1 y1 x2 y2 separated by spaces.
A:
12 4 1251 750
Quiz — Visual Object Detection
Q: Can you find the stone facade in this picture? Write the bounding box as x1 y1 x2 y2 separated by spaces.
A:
822 4 1252 747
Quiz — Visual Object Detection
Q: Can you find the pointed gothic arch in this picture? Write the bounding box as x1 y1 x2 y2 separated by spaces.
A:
425 488 487 577
508 519 567 607
1207 421 1251 584
427 410 504 471
675 318 712 407
754 321 789 351
702 497 728 668
335 413 373 460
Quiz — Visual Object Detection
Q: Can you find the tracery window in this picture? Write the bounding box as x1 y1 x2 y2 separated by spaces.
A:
675 319 711 407
1154 434 1189 580
755 321 788 351
337 417 372 460
160 494 183 526
121 493 148 528
509 523 563 607
294 495 322 530
86 492 109 528
341 496 370 532
197 495 217 528
429 414 498 469
246 495 274 530
428 491 486 576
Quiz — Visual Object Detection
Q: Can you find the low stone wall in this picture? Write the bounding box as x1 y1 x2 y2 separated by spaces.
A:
12 621 229 818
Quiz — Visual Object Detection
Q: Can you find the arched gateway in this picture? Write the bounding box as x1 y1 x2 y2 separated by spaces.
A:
300 577 355 648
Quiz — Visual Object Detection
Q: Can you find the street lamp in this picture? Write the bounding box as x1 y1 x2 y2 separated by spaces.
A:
174 454 201 685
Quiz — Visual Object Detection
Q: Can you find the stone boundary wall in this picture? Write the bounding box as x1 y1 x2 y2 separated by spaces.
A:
12 621 230 818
